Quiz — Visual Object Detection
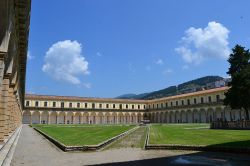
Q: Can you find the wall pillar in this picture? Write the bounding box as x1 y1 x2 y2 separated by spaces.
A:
30 111 34 124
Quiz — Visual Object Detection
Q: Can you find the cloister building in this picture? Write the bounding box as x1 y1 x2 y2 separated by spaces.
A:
23 86 247 125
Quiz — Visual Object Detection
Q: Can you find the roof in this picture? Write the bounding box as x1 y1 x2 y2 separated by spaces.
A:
149 86 229 103
25 86 229 103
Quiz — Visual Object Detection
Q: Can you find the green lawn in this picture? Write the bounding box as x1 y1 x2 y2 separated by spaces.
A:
32 124 135 146
149 124 250 148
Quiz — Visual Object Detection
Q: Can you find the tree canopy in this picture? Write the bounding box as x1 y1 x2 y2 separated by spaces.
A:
224 45 250 120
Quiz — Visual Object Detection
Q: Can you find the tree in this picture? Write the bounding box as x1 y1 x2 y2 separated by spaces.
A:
224 45 250 120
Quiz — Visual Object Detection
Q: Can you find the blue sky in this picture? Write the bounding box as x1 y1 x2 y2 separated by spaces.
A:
26 0 250 98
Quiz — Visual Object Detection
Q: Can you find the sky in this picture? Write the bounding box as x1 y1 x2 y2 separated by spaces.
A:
26 0 250 98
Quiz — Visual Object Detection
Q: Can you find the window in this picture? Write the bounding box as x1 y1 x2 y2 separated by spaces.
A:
157 104 159 109
161 103 163 108
176 101 178 106
194 98 197 104
77 103 80 108
187 99 190 105
35 101 39 107
99 103 102 108
119 104 122 109
85 103 88 108
132 105 134 109
69 102 72 108
149 105 151 109
126 104 128 109
53 102 56 107
181 100 184 105
216 95 220 102
165 102 168 107
201 97 204 104
26 101 30 106
171 102 173 107
61 102 64 108
138 105 140 109
44 101 48 107
144 105 146 109
153 104 155 109
208 96 212 103
92 103 95 109
106 104 109 108
113 104 116 109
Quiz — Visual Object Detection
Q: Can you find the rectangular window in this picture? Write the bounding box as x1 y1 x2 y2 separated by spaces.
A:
161 103 163 108
176 101 178 106
44 101 48 107
208 96 212 103
216 95 220 102
157 104 159 109
119 104 122 109
153 104 155 109
99 103 102 108
132 105 134 109
138 105 140 109
144 105 146 109
26 101 30 106
165 102 168 107
69 102 72 108
171 102 173 107
113 104 116 109
194 98 197 104
106 104 109 108
187 99 190 105
61 102 64 108
85 103 88 108
77 103 80 108
181 100 184 105
126 104 128 109
53 102 56 107
201 97 204 104
92 103 95 109
35 101 39 107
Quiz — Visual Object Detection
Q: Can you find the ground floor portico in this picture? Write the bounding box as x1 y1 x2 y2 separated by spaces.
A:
22 110 144 124
146 106 246 123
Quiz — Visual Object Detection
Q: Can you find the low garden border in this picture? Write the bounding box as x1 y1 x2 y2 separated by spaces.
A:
33 125 139 152
144 125 250 153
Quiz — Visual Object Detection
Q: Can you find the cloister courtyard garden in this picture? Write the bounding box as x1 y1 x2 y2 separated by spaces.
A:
31 124 250 150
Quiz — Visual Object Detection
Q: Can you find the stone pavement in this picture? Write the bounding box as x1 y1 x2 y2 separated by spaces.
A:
10 125 250 166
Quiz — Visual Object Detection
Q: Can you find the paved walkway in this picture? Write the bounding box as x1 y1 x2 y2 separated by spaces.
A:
11 125 250 166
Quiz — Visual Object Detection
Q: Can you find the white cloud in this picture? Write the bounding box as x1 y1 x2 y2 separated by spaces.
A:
83 82 92 89
156 59 164 65
27 51 34 60
42 40 89 85
163 69 173 75
175 21 230 65
97 52 102 57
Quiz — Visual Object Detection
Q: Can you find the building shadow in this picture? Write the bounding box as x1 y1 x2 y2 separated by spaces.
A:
87 140 250 166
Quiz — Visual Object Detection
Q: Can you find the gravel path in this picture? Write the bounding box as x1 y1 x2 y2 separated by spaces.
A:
10 125 250 166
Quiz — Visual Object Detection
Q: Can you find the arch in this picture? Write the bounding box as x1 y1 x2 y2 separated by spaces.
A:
175 111 181 123
200 108 207 123
193 109 199 123
207 108 214 122
180 110 186 123
187 110 193 123
170 111 175 123
22 110 31 124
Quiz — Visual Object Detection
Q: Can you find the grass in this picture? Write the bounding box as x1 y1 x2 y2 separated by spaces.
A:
149 124 250 148
32 124 135 146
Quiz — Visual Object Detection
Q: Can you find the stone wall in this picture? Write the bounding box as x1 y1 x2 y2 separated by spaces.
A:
0 0 31 142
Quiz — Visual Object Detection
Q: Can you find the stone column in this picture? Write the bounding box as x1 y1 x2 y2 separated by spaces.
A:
56 111 60 124
39 111 43 124
30 111 34 124
72 112 76 124
64 112 68 124
48 111 52 124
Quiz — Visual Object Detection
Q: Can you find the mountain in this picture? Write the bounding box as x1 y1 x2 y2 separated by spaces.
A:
116 76 224 100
